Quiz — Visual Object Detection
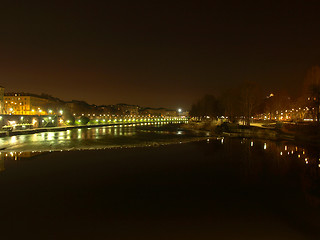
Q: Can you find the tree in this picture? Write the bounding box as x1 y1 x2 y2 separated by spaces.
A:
79 116 90 125
239 81 261 126
220 87 241 122
63 111 75 125
303 66 320 122
189 95 223 119
264 91 291 120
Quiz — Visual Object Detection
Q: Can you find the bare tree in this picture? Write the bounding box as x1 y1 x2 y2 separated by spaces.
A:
239 81 261 126
220 87 241 122
189 94 223 119
264 91 291 120
303 66 320 122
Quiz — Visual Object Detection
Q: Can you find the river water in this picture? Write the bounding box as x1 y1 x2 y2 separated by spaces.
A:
0 122 207 152
0 123 320 239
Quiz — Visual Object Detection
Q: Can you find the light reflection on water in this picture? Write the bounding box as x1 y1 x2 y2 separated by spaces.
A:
2 121 320 180
2 135 320 171
1 132 320 238
1 135 320 210
212 137 320 207
0 122 199 153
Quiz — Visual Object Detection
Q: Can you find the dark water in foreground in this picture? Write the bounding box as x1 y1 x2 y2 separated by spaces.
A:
0 124 320 239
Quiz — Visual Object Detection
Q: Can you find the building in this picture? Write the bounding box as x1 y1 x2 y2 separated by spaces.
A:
141 107 178 117
0 86 4 114
65 101 92 115
3 93 57 115
115 104 140 116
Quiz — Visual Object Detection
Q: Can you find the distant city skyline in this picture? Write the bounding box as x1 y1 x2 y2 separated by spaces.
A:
1 87 180 111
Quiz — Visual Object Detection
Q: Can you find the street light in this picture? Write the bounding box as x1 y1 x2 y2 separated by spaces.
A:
178 108 182 119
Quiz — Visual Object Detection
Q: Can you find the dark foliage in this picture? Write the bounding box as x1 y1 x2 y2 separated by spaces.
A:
189 95 223 119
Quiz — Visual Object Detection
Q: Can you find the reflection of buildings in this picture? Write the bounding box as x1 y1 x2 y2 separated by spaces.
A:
4 93 57 115
0 151 45 173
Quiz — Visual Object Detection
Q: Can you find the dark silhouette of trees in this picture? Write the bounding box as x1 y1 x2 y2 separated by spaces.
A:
62 111 75 125
190 95 223 119
303 66 320 122
190 82 261 125
218 81 261 125
79 116 90 125
238 81 261 126
220 87 241 122
264 91 291 120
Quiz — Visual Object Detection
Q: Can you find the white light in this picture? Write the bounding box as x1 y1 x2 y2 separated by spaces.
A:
8 120 16 126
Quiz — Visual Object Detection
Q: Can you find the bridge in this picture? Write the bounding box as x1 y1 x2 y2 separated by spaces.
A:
0 114 188 136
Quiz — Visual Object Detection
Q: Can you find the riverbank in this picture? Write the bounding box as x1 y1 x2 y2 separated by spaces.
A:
181 121 320 144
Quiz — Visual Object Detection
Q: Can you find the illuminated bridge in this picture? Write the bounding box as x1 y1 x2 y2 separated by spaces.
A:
0 114 188 136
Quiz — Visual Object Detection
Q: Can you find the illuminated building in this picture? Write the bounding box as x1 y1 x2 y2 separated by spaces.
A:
4 93 56 115
0 86 4 114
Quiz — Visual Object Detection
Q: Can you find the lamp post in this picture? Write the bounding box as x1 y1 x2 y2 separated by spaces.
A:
178 108 182 119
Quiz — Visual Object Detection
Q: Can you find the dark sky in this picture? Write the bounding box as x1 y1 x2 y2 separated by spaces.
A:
1 0 320 109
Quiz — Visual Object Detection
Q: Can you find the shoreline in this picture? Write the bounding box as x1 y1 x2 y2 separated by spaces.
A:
181 121 320 146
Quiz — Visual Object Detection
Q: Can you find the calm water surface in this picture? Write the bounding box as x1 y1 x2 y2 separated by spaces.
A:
0 122 206 152
0 123 320 239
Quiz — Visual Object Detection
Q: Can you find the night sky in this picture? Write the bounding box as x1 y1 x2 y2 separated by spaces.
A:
1 0 320 109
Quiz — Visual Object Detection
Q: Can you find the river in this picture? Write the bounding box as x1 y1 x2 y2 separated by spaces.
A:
0 123 319 239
